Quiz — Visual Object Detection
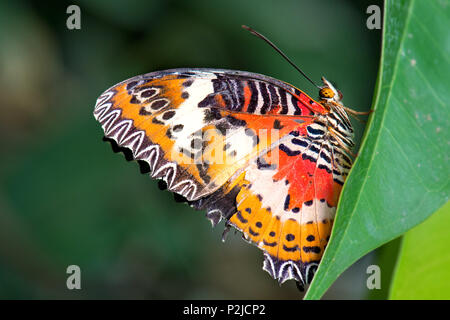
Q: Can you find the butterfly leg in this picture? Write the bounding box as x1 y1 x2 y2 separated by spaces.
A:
329 100 373 115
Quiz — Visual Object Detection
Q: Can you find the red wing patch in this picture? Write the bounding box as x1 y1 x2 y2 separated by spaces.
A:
93 68 354 287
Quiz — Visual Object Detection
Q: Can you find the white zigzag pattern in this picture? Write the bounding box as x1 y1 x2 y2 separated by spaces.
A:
93 103 111 120
100 109 121 132
262 252 276 278
262 252 306 284
305 263 319 284
135 145 160 172
278 260 303 284
95 91 115 110
170 179 198 200
94 89 199 200
107 119 132 141
120 130 145 156
152 162 177 187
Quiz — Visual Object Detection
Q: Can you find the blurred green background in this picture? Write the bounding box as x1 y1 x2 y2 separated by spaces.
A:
0 0 384 299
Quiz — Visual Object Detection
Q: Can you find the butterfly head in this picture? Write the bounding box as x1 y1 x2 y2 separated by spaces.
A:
317 77 354 151
319 77 343 104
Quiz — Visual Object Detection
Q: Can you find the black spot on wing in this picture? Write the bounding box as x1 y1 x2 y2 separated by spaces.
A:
141 89 158 98
279 88 289 114
173 124 184 132
126 81 139 91
139 107 151 116
249 227 259 236
280 144 301 156
292 90 302 115
309 144 320 154
292 138 308 147
307 126 325 136
258 82 270 114
320 151 332 163
284 194 290 211
162 110 175 120
181 91 189 99
152 118 164 125
236 210 248 223
247 80 259 113
303 246 321 254
304 200 313 206
263 240 277 247
273 119 283 129
318 164 332 174
226 115 246 127
130 96 140 104
283 245 298 252
302 153 317 163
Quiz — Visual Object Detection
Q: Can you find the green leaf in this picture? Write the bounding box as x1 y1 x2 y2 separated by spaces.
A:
389 201 450 299
305 0 450 299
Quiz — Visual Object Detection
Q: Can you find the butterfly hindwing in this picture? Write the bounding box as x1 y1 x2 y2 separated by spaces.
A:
224 129 351 283
93 68 351 286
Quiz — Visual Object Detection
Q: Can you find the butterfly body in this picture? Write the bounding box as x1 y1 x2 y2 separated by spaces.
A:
94 68 354 286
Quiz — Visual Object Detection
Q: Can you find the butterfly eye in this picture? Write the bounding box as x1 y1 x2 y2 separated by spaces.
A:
319 87 335 99
337 90 344 101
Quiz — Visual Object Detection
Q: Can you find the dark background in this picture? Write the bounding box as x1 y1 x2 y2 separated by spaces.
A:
0 0 384 299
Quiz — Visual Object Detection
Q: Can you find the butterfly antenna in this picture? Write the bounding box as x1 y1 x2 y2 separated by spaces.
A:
242 25 321 89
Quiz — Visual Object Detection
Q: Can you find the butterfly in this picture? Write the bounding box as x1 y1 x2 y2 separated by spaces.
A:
93 26 357 291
